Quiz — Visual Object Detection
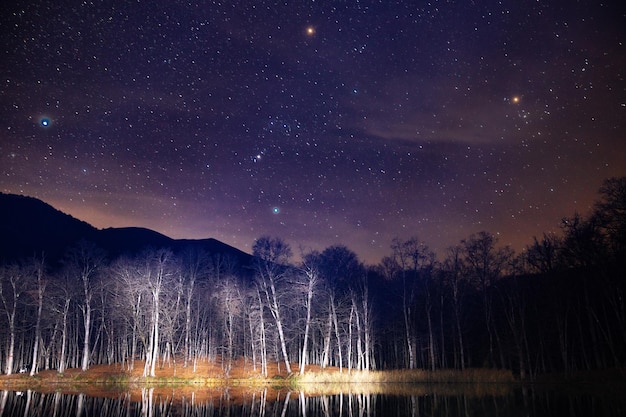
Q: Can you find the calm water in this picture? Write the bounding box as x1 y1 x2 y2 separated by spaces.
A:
1 383 624 417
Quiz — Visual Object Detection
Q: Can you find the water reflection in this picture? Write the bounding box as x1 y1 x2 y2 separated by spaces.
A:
0 384 624 417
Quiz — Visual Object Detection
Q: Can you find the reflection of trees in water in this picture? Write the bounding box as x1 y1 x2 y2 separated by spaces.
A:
0 389 377 417
1 386 625 416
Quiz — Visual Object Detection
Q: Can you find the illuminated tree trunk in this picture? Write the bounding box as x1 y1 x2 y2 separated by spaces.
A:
348 303 354 371
256 287 268 377
81 296 92 371
353 296 363 370
321 309 332 368
362 285 372 370
0 265 25 375
58 297 70 373
130 293 141 371
184 276 195 368
269 284 291 374
181 249 206 369
330 294 343 372
144 250 169 378
299 267 317 374
247 302 258 372
30 259 47 376
65 243 105 372
403 291 415 369
253 236 293 374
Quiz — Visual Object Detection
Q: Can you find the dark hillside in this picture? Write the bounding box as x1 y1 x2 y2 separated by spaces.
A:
0 193 253 267
0 193 98 262
94 227 175 258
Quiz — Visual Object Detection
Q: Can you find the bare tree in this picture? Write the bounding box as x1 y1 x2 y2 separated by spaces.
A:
52 270 73 373
525 233 562 274
63 241 106 371
159 258 184 371
215 273 243 374
28 256 47 376
501 275 532 380
317 245 364 372
462 231 513 368
253 236 293 374
593 177 626 257
299 251 321 374
390 237 433 369
111 255 145 371
254 284 268 376
592 177 626 361
142 249 174 377
179 248 210 368
441 245 467 369
0 263 28 374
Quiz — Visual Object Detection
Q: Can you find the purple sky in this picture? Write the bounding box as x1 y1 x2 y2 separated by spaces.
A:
2 1 625 263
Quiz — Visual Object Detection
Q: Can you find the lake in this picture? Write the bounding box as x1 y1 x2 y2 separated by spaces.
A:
1 382 624 416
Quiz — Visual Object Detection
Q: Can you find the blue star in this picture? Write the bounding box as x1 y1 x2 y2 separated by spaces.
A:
40 117 51 127
272 207 280 214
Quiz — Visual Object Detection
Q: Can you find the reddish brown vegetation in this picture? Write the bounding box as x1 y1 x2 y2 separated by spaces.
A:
0 358 337 404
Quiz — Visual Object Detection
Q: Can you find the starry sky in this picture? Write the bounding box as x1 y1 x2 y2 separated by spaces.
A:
1 1 625 263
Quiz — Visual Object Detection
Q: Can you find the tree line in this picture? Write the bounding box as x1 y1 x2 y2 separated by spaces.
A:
0 178 624 379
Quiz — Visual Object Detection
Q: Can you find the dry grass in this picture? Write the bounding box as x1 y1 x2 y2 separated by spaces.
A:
0 358 291 405
295 367 515 384
292 367 516 397
0 359 517 402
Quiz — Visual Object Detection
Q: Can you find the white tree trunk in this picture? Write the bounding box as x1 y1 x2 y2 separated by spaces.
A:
5 320 15 375
58 298 70 373
299 274 315 375
263 277 292 374
30 263 46 376
81 302 91 371
1 267 24 375
330 295 343 372
150 302 159 377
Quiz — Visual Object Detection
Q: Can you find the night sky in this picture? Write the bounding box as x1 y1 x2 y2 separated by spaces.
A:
2 1 625 263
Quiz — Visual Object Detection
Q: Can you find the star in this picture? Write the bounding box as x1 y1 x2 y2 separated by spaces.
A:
0 0 623 266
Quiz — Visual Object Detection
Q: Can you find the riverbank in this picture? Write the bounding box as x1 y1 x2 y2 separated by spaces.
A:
0 358 516 393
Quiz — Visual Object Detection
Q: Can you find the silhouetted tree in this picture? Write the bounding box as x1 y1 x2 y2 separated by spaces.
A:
593 177 626 258
440 245 468 369
462 231 513 367
390 237 434 369
525 233 562 274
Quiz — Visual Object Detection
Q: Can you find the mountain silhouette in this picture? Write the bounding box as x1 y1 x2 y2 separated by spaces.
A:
0 193 253 267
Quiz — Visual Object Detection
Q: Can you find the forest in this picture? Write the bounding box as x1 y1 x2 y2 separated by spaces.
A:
0 178 624 381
